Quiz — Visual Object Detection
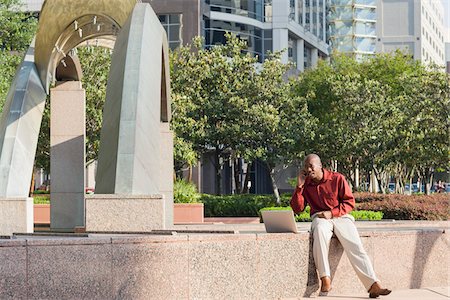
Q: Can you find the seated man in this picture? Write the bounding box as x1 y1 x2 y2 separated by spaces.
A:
291 154 391 298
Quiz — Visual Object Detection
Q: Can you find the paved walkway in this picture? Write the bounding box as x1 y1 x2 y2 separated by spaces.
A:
313 287 449 299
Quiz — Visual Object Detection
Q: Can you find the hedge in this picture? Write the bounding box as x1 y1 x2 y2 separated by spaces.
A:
203 192 448 220
260 206 383 222
201 193 291 217
355 192 449 220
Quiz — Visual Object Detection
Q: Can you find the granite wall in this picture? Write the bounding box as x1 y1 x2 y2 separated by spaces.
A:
0 227 448 299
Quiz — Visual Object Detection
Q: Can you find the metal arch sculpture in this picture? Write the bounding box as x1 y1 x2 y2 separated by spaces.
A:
0 0 172 234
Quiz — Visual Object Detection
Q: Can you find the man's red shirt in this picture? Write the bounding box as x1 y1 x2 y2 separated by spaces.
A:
290 168 355 218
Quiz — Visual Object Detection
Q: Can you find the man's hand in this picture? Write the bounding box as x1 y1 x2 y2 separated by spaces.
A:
317 211 332 219
297 170 307 188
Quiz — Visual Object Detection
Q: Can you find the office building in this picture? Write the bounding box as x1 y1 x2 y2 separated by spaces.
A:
327 0 446 66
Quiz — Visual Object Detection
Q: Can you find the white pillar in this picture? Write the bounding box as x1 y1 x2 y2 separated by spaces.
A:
297 38 305 71
311 48 319 68
272 0 290 63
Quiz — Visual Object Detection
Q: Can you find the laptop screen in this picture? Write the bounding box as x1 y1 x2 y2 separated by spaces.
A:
261 210 298 233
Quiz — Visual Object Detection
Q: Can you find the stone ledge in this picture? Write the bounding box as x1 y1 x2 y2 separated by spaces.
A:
1 222 448 299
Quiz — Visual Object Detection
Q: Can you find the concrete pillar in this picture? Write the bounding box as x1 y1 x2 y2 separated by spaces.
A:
311 48 319 68
272 0 290 63
50 81 85 231
297 38 305 71
302 0 306 27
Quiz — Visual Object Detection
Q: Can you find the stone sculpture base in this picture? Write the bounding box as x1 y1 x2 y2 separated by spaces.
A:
85 194 166 232
0 197 33 236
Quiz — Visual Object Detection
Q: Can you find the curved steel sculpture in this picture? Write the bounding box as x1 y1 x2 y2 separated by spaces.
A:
0 0 172 234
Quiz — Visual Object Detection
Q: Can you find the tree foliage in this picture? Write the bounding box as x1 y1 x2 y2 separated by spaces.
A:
291 51 449 194
0 0 37 111
171 34 313 196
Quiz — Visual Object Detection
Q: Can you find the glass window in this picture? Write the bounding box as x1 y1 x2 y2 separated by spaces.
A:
297 0 303 25
208 0 265 21
288 36 297 63
204 18 265 62
354 21 376 36
289 0 295 21
304 46 311 69
264 0 273 22
158 14 182 50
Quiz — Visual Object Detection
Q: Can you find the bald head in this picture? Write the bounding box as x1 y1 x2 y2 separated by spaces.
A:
303 153 323 182
304 154 322 167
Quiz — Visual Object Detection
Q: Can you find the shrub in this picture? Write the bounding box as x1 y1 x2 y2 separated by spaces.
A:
350 210 383 220
32 190 50 194
355 192 449 220
202 193 291 217
174 179 201 203
259 206 382 222
33 195 50 204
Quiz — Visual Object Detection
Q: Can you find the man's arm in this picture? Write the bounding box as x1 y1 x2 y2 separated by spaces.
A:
290 185 306 214
290 171 307 214
330 174 355 218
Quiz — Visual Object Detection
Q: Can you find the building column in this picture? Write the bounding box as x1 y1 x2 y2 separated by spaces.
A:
297 38 305 71
272 0 290 63
311 48 319 68
50 81 85 231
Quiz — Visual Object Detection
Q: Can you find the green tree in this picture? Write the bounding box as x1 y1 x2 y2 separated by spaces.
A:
242 53 316 202
0 0 37 111
292 52 449 194
78 46 111 163
171 34 261 194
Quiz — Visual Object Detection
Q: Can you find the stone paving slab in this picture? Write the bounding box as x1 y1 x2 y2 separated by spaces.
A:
310 287 450 300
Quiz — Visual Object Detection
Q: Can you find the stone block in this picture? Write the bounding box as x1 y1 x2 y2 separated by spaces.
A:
50 192 85 230
257 233 311 299
86 194 165 231
27 242 113 299
50 82 85 137
0 242 27 299
0 197 33 236
419 230 450 287
112 239 189 299
372 231 420 289
188 234 259 299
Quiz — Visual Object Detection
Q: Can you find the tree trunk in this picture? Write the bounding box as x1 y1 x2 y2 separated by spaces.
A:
268 165 281 204
233 158 241 194
214 149 222 195
241 161 252 194
187 165 193 182
408 176 413 195
29 169 35 197
369 170 379 193
425 169 433 195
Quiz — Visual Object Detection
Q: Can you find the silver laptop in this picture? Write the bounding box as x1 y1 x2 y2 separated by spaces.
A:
261 210 298 233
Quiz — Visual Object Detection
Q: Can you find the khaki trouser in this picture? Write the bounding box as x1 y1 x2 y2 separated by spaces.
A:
311 214 379 291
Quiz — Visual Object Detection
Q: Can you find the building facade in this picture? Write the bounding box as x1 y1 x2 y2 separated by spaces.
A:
328 0 377 60
376 0 446 66
327 0 446 66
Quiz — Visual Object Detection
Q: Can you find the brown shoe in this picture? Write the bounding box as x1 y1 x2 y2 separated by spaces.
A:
320 276 332 293
368 282 392 298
